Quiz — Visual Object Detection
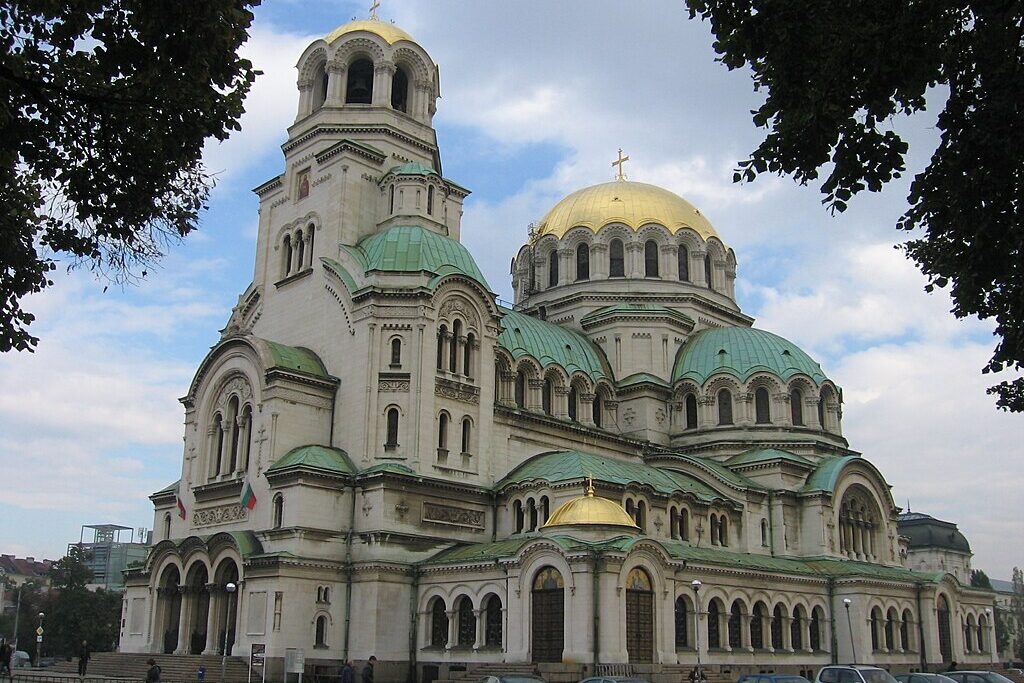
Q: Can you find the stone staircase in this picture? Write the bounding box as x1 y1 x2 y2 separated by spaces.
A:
44 652 252 682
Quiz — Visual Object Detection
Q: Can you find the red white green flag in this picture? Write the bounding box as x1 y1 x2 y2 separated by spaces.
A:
176 496 186 520
241 481 257 510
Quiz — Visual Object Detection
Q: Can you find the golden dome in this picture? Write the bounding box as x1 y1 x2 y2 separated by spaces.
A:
324 19 415 46
535 181 719 241
540 482 639 531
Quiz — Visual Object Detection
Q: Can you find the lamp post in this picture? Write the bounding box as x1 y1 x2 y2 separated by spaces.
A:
221 582 237 683
692 580 703 676
843 598 857 663
35 612 44 667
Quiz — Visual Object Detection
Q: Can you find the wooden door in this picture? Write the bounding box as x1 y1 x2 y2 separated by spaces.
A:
625 568 654 663
532 567 564 663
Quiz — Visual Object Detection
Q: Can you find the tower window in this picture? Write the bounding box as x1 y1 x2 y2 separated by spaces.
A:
282 235 293 277
548 250 559 288
389 185 395 213
644 240 659 277
592 392 603 427
385 407 400 449
437 412 449 456
450 319 462 373
272 493 284 529
515 371 526 408
436 325 447 370
390 338 402 367
542 378 553 415
678 245 690 281
461 417 471 454
391 66 409 112
576 243 590 281
427 185 434 216
717 388 733 425
685 393 698 429
704 254 714 290
568 387 578 422
791 388 804 425
755 387 771 424
609 239 625 277
464 332 474 377
345 58 374 104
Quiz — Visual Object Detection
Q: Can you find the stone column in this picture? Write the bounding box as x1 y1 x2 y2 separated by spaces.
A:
591 244 608 279
626 242 643 278
203 584 220 655
580 393 597 427
295 78 313 121
553 387 570 420
697 396 715 429
473 609 485 650
445 609 457 650
741 613 752 651
326 60 346 106
802 617 813 653
372 62 394 107
776 392 793 427
725 264 737 299
174 586 191 654
498 371 516 407
558 248 572 286
527 380 545 412
783 615 794 652
663 244 679 280
691 250 707 287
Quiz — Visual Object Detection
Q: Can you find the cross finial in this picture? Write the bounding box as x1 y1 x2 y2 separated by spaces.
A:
585 476 595 497
612 148 630 181
369 0 381 20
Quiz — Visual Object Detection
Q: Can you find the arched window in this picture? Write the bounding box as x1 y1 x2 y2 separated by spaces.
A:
728 602 743 649
345 58 373 104
719 515 728 546
669 508 679 539
592 391 603 427
791 388 804 425
977 614 987 652
636 500 647 532
390 338 402 367
436 325 446 370
761 518 769 547
678 245 690 281
576 243 589 281
709 514 719 546
540 496 550 525
685 393 698 429
461 417 471 454
430 598 447 648
295 229 305 271
771 605 784 650
514 370 526 408
457 595 475 646
385 407 399 448
212 411 226 477
900 608 912 651
514 500 524 533
704 253 714 290
567 386 578 421
307 224 315 264
644 240 659 277
870 608 881 651
818 393 827 429
542 378 553 415
391 66 409 112
810 607 822 650
791 606 804 650
163 513 171 540
323 587 331 603
609 239 625 277
750 603 765 649
484 595 502 647
755 386 771 423
679 508 689 541
437 412 449 454
717 388 733 425
282 235 293 277
885 608 896 651
227 396 241 472
464 333 474 377
319 68 329 109
272 493 284 529
427 185 434 216
450 320 461 373
389 184 395 214
674 596 690 648
707 600 721 649
548 250 559 288
315 614 328 647
527 498 538 531
239 404 253 472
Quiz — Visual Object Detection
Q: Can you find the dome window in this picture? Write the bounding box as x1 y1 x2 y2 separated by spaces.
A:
609 239 625 277
548 250 559 287
391 65 409 112
678 245 690 281
755 387 771 424
791 388 804 425
685 394 698 429
717 389 733 425
644 240 659 277
576 243 590 281
345 58 374 104
704 254 714 290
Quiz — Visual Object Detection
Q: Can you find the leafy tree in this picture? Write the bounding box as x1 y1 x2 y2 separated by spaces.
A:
970 569 993 590
1 0 260 352
685 0 1024 411
1013 567 1024 661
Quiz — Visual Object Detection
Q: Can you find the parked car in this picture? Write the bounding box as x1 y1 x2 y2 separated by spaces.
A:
481 676 547 683
816 665 900 683
945 672 1015 683
11 651 30 668
580 677 650 683
895 673 958 683
739 675 812 683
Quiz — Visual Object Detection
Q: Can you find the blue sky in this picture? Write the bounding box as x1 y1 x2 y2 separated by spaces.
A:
0 0 1020 578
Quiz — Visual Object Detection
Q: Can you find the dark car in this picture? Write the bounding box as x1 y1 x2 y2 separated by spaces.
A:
896 674 958 683
481 676 547 683
945 672 1015 683
739 675 812 683
579 677 650 683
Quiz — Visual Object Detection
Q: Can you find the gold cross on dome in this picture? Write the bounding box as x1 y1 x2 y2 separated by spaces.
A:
369 0 381 20
612 148 630 181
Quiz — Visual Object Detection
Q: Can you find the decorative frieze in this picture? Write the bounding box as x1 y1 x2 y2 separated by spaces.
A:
193 504 248 528
434 377 480 405
422 502 485 530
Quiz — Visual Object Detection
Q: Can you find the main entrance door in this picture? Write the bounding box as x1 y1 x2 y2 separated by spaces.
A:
625 568 654 663
937 595 953 663
531 566 564 663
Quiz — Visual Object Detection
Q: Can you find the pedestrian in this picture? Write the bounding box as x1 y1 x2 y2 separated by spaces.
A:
341 660 354 683
689 666 707 683
361 656 376 683
0 639 11 679
78 639 91 677
197 665 206 682
146 658 161 683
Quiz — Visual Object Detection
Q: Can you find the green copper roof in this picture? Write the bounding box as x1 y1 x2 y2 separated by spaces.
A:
263 340 330 378
673 326 828 385
581 303 694 328
266 445 355 476
321 257 358 293
358 462 417 477
655 453 762 491
801 455 859 494
343 226 490 290
727 448 814 468
498 450 723 502
617 372 671 389
497 307 611 381
382 161 439 178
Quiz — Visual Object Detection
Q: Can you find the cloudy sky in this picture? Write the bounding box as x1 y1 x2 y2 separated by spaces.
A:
1 1 1020 578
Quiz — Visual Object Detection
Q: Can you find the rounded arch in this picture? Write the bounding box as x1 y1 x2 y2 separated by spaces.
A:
332 36 387 66
391 46 431 83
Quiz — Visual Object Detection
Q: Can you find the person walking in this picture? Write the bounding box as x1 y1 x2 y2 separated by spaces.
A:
146 658 161 683
77 639 91 677
341 660 355 683
0 639 11 679
689 666 707 683
361 656 376 683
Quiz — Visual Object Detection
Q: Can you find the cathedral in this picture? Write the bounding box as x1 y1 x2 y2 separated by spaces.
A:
119 14 999 682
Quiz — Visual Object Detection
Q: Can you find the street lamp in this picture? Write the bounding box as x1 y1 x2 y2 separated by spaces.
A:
36 612 44 667
843 598 857 663
221 582 237 683
692 580 703 676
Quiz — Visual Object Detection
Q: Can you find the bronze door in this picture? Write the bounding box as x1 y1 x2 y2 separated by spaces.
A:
532 588 564 662
626 589 654 662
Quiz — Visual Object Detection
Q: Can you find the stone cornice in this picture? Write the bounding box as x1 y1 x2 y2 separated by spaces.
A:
283 123 436 157
192 477 244 503
253 175 283 197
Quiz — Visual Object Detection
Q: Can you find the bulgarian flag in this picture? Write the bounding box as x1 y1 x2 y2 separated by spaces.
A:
241 481 257 510
176 496 187 520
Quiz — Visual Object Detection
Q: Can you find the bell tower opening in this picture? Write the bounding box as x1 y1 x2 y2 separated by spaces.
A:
346 58 374 104
392 66 409 112
313 63 328 110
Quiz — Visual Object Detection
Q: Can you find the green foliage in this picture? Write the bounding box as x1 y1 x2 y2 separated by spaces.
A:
994 605 1010 655
0 0 260 352
970 569 993 589
685 0 1024 412
1013 567 1024 660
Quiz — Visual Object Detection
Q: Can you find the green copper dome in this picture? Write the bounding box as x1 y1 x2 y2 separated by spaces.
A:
343 225 490 290
498 308 611 382
673 327 828 385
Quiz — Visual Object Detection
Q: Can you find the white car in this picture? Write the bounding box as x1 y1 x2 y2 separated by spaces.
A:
816 666 899 683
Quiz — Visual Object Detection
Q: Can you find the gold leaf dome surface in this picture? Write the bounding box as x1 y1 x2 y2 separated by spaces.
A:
325 20 415 46
535 181 720 241
541 486 639 530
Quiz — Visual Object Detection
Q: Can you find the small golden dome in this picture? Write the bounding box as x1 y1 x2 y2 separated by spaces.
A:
535 180 720 241
541 482 639 530
324 19 415 46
